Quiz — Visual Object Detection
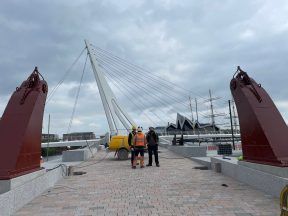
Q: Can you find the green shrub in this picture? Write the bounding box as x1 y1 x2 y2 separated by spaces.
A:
238 155 243 161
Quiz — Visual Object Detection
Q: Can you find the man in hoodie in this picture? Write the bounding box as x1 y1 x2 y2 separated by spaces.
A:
146 127 160 167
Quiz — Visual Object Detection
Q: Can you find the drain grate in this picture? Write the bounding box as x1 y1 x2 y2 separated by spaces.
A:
73 171 87 176
193 166 208 170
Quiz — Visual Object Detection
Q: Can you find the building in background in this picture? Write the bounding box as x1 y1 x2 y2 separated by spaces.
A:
154 126 167 135
41 134 59 142
166 113 220 134
62 132 96 141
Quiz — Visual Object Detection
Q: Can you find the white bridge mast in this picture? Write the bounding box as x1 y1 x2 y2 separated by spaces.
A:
85 40 136 135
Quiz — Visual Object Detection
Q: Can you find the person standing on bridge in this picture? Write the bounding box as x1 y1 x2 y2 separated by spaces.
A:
132 127 147 169
128 125 137 167
146 127 160 167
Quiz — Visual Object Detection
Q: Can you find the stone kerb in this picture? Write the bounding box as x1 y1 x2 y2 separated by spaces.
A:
239 160 288 178
211 157 288 197
0 166 63 215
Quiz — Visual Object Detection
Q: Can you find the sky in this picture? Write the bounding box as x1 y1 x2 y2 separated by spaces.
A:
1 0 288 137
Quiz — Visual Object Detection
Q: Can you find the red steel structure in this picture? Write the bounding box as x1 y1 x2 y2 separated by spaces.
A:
0 67 48 179
230 66 288 166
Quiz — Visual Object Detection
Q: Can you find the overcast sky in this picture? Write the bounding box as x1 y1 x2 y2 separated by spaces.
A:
1 0 288 137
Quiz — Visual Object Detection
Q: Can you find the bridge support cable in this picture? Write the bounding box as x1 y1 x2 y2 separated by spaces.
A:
93 49 192 110
94 46 229 107
46 47 86 104
94 52 191 115
85 40 136 135
93 53 191 106
102 68 164 124
95 57 178 111
96 54 191 115
95 57 184 123
94 45 231 113
103 71 159 125
98 61 169 124
93 46 194 97
67 53 88 134
94 47 203 116
88 42 231 130
94 50 222 126
93 48 229 125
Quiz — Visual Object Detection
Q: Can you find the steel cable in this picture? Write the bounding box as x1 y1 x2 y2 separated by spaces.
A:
93 46 229 106
94 53 190 114
46 47 86 104
67 53 88 134
95 57 184 121
94 50 192 109
99 62 168 124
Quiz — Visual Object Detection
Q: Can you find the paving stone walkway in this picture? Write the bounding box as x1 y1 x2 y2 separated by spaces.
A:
14 147 280 216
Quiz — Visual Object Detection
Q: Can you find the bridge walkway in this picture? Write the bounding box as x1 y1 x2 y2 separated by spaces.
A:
14 147 279 216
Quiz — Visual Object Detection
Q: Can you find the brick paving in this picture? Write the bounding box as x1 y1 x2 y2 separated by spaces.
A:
14 147 279 216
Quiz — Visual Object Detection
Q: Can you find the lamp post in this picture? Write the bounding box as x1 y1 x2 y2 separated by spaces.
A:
46 114 50 161
228 100 235 150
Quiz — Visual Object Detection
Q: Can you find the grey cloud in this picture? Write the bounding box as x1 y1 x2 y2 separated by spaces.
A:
1 0 288 135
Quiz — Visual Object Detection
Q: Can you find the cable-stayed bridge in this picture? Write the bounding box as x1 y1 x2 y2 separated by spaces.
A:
44 40 239 146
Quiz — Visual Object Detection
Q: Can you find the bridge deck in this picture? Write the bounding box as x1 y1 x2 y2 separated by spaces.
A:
15 147 279 216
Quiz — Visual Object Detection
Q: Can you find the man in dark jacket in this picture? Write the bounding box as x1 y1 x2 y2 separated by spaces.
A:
146 127 160 167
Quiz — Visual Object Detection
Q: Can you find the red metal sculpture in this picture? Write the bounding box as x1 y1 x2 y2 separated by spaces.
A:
230 66 288 166
0 67 48 179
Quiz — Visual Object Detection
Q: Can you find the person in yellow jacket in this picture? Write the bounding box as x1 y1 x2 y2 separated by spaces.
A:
132 127 147 169
128 125 137 167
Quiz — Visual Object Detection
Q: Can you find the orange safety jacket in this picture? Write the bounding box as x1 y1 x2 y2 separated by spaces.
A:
133 133 146 147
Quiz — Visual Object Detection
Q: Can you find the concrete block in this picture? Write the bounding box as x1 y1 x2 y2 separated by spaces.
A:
62 148 96 162
160 145 207 158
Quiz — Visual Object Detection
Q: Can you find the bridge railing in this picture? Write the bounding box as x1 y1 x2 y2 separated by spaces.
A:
158 130 241 136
